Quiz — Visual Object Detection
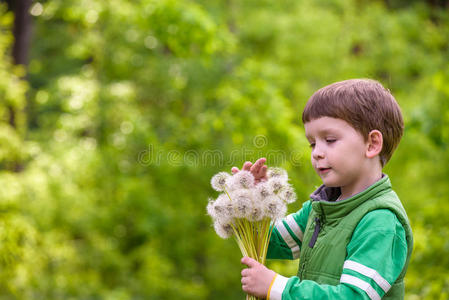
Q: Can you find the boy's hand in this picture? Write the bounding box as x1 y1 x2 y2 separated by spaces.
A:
231 157 268 184
241 256 276 298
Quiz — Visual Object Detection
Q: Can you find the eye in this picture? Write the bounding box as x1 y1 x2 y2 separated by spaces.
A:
326 139 336 144
309 142 316 148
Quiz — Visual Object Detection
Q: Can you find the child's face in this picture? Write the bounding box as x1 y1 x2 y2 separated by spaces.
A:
304 117 371 195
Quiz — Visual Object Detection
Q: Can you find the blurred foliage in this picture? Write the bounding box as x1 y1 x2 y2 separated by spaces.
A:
0 0 449 298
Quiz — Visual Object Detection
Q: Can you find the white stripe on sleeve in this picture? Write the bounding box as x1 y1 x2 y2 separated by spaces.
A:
268 274 289 300
275 220 300 259
285 214 304 242
340 274 381 300
343 260 391 293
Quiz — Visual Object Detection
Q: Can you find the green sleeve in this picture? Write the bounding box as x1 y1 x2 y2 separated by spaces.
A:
268 209 407 300
266 200 311 260
270 276 373 300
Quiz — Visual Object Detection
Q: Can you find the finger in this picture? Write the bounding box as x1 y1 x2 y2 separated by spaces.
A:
231 167 239 174
255 157 266 169
254 158 268 178
241 268 249 277
257 165 268 179
253 164 262 178
250 163 257 176
251 157 265 175
241 256 258 268
242 161 253 171
255 157 266 167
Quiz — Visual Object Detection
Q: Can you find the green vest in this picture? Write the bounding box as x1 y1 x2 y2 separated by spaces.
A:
298 176 413 299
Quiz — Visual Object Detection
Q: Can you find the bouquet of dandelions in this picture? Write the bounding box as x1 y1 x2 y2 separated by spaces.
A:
207 167 297 300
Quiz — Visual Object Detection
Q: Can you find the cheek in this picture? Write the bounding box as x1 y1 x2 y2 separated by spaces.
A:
327 147 346 164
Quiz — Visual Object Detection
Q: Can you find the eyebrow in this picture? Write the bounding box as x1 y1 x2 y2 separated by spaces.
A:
305 128 338 140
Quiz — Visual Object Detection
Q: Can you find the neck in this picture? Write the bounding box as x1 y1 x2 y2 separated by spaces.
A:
340 170 383 200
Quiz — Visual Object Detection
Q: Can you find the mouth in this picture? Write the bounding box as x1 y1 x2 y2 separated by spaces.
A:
318 167 331 174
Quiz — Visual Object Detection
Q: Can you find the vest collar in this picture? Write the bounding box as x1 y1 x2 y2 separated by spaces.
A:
310 174 392 219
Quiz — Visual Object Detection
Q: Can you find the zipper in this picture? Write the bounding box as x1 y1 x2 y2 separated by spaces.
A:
300 258 307 278
308 216 321 248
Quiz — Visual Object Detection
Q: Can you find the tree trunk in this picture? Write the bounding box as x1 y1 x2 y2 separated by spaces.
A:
4 0 32 129
11 0 32 66
2 0 32 172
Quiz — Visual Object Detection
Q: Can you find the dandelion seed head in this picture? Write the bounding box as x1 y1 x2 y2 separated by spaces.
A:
211 172 231 191
225 202 234 217
268 178 286 194
206 198 216 219
227 170 254 190
231 189 252 218
279 185 297 204
267 167 288 182
231 189 252 201
264 195 287 220
255 182 272 200
212 194 233 223
213 221 233 239
248 201 263 221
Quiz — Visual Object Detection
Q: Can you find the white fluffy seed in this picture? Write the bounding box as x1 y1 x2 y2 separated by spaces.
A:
211 172 231 192
213 221 234 239
226 171 255 190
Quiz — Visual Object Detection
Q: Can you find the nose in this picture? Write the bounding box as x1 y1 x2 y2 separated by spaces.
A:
312 144 324 160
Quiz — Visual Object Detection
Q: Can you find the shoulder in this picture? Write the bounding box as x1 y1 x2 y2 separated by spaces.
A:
301 199 312 211
353 209 406 242
290 200 312 224
358 209 398 229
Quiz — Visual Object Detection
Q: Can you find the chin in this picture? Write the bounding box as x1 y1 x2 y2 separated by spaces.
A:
323 182 340 188
321 178 341 188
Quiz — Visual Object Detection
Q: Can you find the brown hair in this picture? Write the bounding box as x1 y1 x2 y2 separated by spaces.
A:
302 79 404 166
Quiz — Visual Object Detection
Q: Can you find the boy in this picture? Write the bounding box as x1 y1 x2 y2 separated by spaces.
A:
231 79 413 299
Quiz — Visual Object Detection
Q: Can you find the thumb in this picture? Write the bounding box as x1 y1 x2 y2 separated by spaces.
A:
241 256 259 268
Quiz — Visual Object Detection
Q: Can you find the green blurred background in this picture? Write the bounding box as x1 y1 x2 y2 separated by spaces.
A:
1 0 449 299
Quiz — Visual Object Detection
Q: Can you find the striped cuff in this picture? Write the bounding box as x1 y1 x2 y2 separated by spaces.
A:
268 274 289 300
266 274 277 299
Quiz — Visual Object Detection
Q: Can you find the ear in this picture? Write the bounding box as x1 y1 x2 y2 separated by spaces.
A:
366 130 383 159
